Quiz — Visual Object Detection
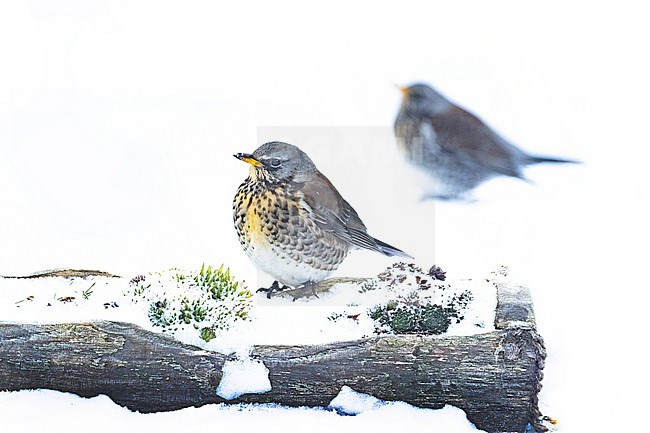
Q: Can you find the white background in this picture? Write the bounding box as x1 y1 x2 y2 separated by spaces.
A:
1 1 649 432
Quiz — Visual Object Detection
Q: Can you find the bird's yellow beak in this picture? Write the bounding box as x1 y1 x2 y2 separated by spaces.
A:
234 153 263 167
395 84 409 98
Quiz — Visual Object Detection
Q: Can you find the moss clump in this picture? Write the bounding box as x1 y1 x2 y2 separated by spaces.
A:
419 304 455 334
127 264 252 342
199 327 217 342
370 301 460 335
148 300 172 327
389 307 417 333
365 263 472 335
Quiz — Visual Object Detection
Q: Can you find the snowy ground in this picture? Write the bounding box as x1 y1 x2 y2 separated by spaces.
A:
1 1 649 432
0 267 496 346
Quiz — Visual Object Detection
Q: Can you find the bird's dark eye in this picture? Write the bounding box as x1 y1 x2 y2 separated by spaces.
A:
269 157 282 168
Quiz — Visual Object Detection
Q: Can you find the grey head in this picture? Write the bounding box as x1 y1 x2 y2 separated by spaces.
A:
399 83 452 117
235 141 318 183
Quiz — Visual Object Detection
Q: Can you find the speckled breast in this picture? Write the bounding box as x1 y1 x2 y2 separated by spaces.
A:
233 178 350 286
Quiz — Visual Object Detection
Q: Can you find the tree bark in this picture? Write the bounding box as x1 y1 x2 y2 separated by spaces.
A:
0 280 546 433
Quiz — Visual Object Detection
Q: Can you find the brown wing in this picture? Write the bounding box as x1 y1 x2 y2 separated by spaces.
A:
299 172 380 251
429 106 527 178
298 172 410 257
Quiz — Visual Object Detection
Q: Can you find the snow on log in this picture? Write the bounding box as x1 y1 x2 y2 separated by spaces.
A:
0 281 546 433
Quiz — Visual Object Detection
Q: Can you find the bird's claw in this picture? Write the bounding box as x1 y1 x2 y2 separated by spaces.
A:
257 281 290 299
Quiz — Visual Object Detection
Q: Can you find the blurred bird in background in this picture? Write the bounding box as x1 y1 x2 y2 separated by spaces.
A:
394 83 579 200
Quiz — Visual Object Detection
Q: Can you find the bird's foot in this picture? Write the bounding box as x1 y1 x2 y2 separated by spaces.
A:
256 281 291 299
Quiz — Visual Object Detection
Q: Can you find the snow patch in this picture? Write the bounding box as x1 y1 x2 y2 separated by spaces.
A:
0 389 485 432
0 264 498 353
216 359 272 400
329 386 385 414
327 387 481 431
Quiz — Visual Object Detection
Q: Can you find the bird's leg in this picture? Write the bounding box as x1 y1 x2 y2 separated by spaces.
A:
291 281 320 301
256 281 290 299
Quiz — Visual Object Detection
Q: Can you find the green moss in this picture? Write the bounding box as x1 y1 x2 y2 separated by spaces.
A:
369 307 383 321
129 264 252 340
364 263 472 336
370 302 463 335
200 327 217 342
148 299 173 327
419 304 454 334
389 308 417 333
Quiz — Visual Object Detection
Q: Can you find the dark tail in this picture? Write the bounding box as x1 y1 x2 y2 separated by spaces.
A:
526 154 581 165
373 237 413 259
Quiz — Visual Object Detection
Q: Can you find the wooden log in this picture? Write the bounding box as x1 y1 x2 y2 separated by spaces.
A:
0 269 121 279
0 280 546 433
